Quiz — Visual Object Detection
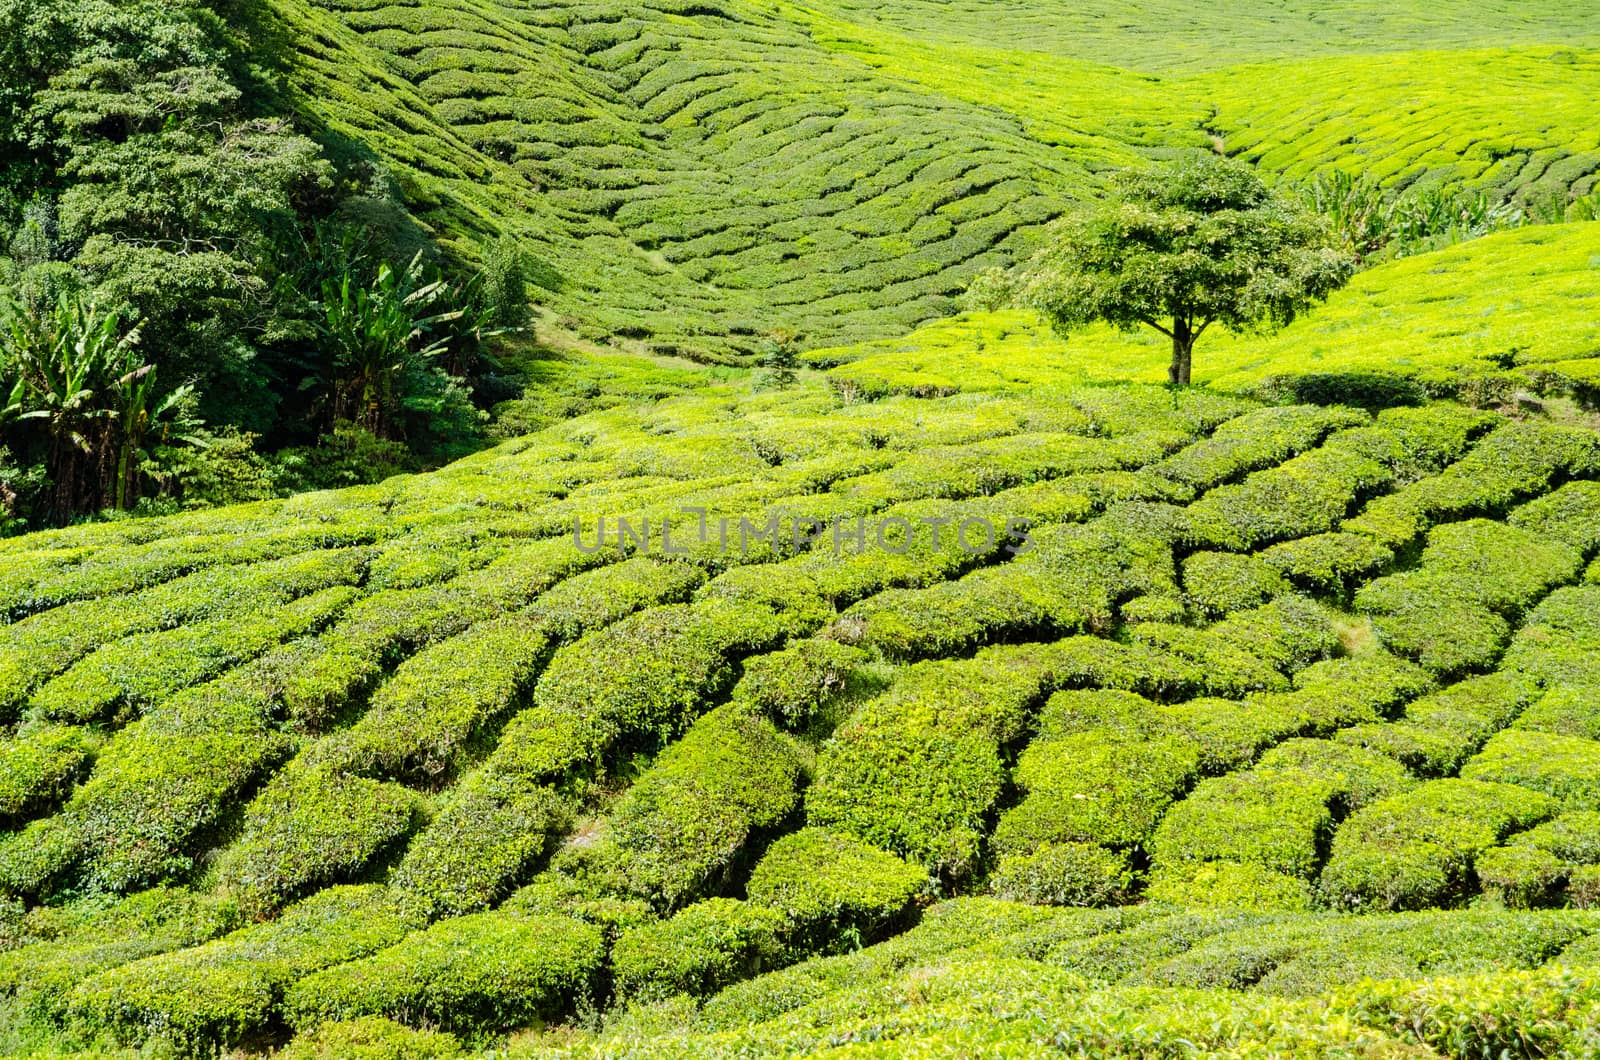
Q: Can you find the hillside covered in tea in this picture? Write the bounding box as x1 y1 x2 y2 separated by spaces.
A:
2 0 1600 1057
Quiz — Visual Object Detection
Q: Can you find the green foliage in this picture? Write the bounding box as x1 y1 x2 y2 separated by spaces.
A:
990 842 1134 908
1320 779 1558 911
1145 862 1314 912
1258 532 1392 596
746 829 925 955
1016 154 1353 384
0 726 90 827
391 771 572 920
607 704 805 912
1181 551 1288 617
279 1017 463 1060
731 638 879 730
64 886 420 1055
0 887 240 1024
284 912 603 1036
217 766 421 917
612 899 786 1002
1462 730 1600 811
996 735 1199 854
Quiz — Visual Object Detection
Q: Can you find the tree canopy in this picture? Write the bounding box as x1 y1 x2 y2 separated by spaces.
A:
1016 154 1353 385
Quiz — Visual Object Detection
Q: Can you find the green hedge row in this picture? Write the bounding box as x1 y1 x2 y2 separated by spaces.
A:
745 828 925 957
605 703 805 912
836 562 1115 661
995 734 1199 856
612 898 785 1003
1344 421 1600 549
730 638 881 731
1478 811 1600 908
217 765 422 917
1258 532 1393 597
0 726 92 829
65 886 421 1055
1355 519 1583 674
1499 585 1600 689
1181 552 1288 618
30 586 360 724
1336 670 1541 776
1152 405 1368 492
805 646 1055 875
284 911 604 1036
1462 729 1600 811
391 771 574 921
1319 779 1556 911
1515 684 1600 740
0 547 372 720
0 886 240 1024
1151 740 1411 882
311 617 554 785
1182 440 1392 552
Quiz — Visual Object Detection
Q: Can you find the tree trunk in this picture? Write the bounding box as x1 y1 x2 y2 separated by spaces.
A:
1168 317 1194 387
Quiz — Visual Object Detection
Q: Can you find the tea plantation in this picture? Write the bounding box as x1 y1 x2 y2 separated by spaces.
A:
5 0 1600 1056
3 254 1600 1053
270 0 1600 358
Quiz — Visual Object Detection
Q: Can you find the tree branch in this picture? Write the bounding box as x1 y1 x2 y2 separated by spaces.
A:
1140 317 1174 338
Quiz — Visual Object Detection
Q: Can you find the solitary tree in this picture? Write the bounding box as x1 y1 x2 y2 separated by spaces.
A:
1016 154 1353 385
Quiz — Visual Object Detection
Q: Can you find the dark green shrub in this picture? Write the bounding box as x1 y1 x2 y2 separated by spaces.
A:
1319 779 1557 911
1462 729 1600 810
218 766 421 916
1181 552 1288 617
746 829 925 955
1336 670 1540 776
1264 371 1426 409
995 735 1199 854
0 726 92 827
1152 771 1337 879
1144 862 1313 912
66 886 421 1054
1507 479 1600 553
1514 686 1600 740
0 887 240 1023
608 704 804 911
1258 532 1392 596
391 771 573 920
805 650 1050 874
612 899 785 1002
278 1017 462 1060
989 842 1133 908
732 638 879 729
284 912 603 1036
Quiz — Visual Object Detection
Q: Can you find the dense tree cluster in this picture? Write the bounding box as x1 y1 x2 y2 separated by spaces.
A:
0 0 529 530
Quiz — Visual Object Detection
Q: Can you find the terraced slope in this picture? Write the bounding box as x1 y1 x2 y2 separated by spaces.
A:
3 296 1600 1052
799 0 1600 71
272 0 1600 360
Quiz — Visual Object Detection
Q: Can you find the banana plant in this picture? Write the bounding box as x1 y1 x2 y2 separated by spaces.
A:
318 251 463 438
